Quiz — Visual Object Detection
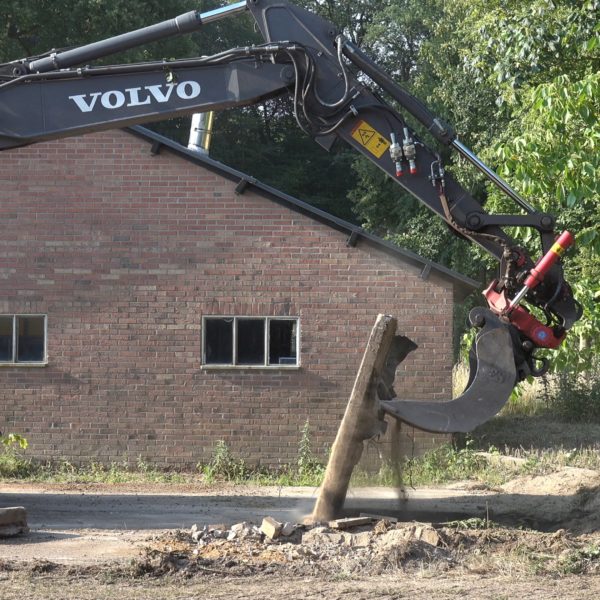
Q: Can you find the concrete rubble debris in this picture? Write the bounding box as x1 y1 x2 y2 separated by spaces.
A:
301 526 345 547
328 516 374 530
228 522 256 541
359 513 398 524
378 524 440 548
411 524 441 547
171 515 456 578
280 522 296 537
0 507 29 538
186 515 443 560
260 516 283 540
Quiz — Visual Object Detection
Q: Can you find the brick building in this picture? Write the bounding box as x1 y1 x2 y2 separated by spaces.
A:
0 127 477 469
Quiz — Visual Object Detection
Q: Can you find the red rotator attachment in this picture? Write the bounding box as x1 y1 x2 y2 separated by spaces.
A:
507 230 574 313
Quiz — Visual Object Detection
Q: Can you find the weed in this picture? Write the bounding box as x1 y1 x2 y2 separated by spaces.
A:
444 517 498 530
198 426 326 486
297 420 325 481
1 433 28 450
0 449 36 478
547 367 600 423
200 440 250 483
0 433 35 478
404 438 488 485
559 543 600 574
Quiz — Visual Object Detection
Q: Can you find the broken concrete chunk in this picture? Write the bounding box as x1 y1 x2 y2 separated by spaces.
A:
328 516 374 530
359 513 398 524
349 531 373 548
301 527 345 546
281 522 296 537
211 529 228 539
191 530 203 542
0 507 28 537
228 522 256 540
413 525 440 547
397 523 440 547
260 516 283 540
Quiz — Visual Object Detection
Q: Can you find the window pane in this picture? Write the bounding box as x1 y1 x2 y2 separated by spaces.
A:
0 316 13 362
17 316 45 362
237 319 265 365
269 320 298 365
204 318 233 364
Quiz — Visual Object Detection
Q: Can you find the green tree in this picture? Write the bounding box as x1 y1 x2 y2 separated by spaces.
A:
345 0 599 373
448 0 600 371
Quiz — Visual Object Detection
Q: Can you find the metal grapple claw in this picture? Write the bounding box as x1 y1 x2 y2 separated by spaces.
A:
380 309 518 433
312 312 521 521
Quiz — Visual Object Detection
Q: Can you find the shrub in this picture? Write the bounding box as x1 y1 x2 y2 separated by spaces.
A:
200 440 249 482
0 433 35 478
297 420 325 480
547 367 600 423
404 438 488 485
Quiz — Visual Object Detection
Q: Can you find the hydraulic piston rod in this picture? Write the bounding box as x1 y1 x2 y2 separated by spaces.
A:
451 139 537 214
26 2 248 73
200 1 248 25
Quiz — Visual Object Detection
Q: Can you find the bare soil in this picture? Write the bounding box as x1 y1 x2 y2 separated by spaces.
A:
1 467 600 599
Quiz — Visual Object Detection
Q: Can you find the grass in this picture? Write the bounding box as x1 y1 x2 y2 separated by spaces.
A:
0 455 326 487
0 421 327 487
198 422 326 487
2 366 599 488
2 426 598 489
0 452 197 485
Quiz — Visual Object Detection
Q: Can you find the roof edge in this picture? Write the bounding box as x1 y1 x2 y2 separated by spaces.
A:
125 125 480 297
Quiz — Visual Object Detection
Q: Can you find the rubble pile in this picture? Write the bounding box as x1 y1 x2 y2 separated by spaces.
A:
131 508 600 580
140 515 453 578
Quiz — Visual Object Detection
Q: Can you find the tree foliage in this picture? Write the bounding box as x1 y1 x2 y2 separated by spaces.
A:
453 0 600 371
350 0 599 372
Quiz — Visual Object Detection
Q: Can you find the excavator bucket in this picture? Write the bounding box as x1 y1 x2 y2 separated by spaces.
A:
380 309 518 433
312 310 518 521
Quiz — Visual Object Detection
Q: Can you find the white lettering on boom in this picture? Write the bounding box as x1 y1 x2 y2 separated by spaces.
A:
68 81 201 113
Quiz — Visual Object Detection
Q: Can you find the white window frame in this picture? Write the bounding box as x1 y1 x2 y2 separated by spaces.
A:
201 316 300 369
0 314 48 367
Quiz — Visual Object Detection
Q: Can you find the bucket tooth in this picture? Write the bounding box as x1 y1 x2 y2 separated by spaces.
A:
380 311 517 433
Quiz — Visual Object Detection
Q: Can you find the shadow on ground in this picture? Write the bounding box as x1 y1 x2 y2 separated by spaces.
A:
2 484 598 533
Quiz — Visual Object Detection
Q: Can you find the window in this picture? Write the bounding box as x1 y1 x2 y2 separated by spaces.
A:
0 315 47 364
203 316 299 367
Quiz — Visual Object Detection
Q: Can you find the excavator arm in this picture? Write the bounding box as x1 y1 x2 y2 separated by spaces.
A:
0 0 582 433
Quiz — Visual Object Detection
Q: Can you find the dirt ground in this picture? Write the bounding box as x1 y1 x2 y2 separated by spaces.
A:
1 467 600 599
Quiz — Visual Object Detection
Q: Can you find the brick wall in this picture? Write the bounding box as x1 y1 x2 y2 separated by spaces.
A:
0 130 454 469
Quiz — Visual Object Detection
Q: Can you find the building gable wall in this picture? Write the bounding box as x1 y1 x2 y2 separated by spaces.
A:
0 130 453 468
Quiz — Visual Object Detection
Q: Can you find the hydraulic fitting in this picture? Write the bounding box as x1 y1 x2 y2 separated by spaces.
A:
402 127 416 174
389 132 403 177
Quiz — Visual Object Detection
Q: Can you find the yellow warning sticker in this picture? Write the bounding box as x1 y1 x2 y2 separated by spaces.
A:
351 120 390 158
551 242 566 256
